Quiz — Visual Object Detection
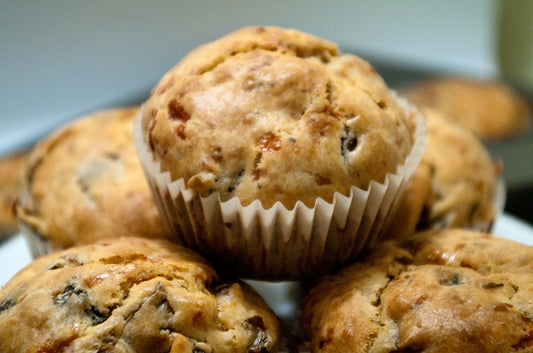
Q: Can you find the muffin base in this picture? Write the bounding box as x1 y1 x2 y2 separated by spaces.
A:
134 96 426 280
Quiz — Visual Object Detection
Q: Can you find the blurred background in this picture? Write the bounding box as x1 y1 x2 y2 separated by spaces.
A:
1 0 532 222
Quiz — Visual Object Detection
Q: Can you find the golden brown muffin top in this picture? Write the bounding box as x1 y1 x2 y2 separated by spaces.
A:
15 107 168 251
303 229 533 353
0 237 280 353
406 76 532 140
142 26 416 209
0 149 28 238
385 107 500 241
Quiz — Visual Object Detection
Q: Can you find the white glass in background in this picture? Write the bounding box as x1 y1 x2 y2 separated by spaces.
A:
497 0 533 94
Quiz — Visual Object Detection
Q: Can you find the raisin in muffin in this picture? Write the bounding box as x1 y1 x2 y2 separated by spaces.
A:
0 237 280 353
384 107 501 241
0 149 28 240
15 108 169 257
405 76 532 140
136 26 425 280
302 229 533 353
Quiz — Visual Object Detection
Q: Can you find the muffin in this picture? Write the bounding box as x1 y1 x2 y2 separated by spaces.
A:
136 26 425 280
405 76 532 140
0 237 280 353
0 149 28 240
384 107 502 241
15 107 169 258
302 229 533 353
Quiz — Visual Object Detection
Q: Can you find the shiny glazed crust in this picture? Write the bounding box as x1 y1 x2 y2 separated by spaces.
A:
15 108 169 252
0 237 280 353
141 26 416 209
303 229 533 353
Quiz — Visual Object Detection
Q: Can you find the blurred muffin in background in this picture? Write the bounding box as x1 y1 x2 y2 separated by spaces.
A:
405 76 532 140
0 237 281 353
15 107 169 258
384 107 502 242
0 150 28 240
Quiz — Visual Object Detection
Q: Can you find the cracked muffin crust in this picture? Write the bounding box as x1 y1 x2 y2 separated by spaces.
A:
302 229 533 353
15 108 169 256
141 26 416 209
0 237 280 353
405 76 532 140
384 107 500 241
0 149 28 239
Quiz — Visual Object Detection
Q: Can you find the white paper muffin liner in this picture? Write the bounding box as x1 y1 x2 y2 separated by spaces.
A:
134 96 426 280
18 221 55 258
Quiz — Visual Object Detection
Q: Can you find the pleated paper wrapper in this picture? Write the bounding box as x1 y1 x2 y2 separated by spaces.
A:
134 97 426 280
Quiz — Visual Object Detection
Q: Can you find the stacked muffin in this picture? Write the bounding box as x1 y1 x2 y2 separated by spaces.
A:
15 107 170 257
135 26 425 280
0 237 280 353
383 106 502 241
1 26 531 353
302 229 533 352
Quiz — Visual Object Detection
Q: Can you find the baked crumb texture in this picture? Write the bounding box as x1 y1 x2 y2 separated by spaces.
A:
303 229 533 353
0 237 280 353
142 26 415 209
